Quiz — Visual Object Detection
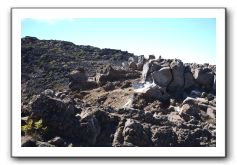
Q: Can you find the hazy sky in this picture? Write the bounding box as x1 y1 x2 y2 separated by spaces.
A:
22 18 216 64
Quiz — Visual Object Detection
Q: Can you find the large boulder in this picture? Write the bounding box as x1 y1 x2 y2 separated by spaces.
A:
168 59 185 92
193 67 214 90
69 69 88 83
152 67 172 87
141 85 170 102
30 90 81 139
69 68 96 91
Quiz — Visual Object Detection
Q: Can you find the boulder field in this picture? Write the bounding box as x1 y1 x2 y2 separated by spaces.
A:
21 37 216 147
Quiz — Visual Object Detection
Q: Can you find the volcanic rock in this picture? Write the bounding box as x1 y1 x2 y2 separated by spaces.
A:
168 59 185 92
152 66 172 87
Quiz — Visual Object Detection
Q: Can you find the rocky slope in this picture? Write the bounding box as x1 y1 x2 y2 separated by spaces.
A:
21 36 216 147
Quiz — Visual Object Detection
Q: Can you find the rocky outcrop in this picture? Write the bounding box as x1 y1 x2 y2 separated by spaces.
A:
139 58 216 98
21 37 216 147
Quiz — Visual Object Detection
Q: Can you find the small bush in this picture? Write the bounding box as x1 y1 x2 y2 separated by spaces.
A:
22 119 48 136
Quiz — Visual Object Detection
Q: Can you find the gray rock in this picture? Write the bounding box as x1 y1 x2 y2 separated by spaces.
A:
148 55 156 60
190 90 202 97
180 104 200 119
193 68 214 89
152 67 172 87
96 65 140 85
69 69 88 83
21 136 36 147
128 56 138 63
137 55 145 64
79 116 101 146
122 61 129 69
184 67 196 89
151 126 178 147
48 137 67 147
168 59 185 92
69 68 92 90
187 128 212 147
112 126 124 147
142 85 170 101
41 89 54 97
30 94 81 139
122 119 152 146
136 62 144 71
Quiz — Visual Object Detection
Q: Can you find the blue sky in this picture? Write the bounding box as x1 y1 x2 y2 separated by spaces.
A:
22 18 216 64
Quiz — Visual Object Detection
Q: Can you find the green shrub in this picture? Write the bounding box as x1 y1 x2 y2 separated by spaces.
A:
21 119 48 136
